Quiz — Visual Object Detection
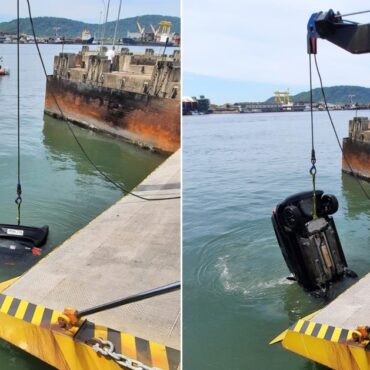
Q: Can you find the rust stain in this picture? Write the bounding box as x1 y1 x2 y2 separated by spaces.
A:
342 138 370 179
45 77 180 152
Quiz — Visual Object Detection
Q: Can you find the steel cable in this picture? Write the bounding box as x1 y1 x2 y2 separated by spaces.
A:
308 54 317 218
313 54 370 200
15 0 23 225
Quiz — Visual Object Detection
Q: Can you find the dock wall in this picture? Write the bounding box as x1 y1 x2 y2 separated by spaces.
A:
0 151 181 369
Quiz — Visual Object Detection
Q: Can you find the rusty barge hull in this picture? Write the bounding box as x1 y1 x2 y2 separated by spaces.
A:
342 138 370 179
45 77 180 153
341 117 370 180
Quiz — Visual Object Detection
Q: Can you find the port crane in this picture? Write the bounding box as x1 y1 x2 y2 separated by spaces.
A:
274 90 290 104
307 9 370 54
136 21 145 39
150 24 159 37
53 26 60 37
150 21 173 43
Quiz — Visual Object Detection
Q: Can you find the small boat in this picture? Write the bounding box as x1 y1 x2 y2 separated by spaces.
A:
0 67 9 76
81 29 94 44
0 57 9 75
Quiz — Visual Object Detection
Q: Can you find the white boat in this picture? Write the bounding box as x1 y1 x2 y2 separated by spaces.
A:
81 30 94 44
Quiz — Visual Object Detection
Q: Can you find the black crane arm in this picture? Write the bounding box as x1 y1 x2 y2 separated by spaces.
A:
307 9 370 54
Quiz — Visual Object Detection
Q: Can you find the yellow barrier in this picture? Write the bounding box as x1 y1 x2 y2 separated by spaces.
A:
0 293 180 370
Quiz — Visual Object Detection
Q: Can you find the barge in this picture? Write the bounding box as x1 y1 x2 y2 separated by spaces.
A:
45 46 181 153
342 117 370 180
0 152 181 370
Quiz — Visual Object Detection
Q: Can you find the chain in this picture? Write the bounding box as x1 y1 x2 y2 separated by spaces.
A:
310 162 317 219
91 338 162 370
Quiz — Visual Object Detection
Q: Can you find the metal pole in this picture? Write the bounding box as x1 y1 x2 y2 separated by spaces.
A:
113 0 123 48
76 282 180 318
101 0 111 48
97 10 103 45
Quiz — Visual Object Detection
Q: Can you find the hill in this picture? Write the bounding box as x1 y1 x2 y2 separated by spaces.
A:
0 15 180 38
266 86 370 104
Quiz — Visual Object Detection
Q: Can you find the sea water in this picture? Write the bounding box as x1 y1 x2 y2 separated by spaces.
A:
183 111 370 369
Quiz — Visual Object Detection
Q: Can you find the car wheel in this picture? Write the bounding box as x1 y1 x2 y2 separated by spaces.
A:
282 205 302 230
321 194 339 215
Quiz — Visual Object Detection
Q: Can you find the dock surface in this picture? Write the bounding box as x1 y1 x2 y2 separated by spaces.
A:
4 150 180 350
312 273 370 329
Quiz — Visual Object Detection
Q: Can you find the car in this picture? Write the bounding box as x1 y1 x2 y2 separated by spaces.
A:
272 190 356 292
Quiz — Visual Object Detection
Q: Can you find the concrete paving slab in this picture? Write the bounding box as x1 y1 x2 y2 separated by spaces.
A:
5 150 180 349
312 272 370 330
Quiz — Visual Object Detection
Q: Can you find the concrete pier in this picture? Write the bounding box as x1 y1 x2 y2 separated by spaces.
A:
312 273 370 331
273 272 370 369
4 151 180 350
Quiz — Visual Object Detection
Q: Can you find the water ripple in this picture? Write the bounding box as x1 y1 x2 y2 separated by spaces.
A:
193 221 293 308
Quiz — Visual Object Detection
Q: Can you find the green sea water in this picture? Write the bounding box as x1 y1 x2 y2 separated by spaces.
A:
183 111 370 369
0 43 167 368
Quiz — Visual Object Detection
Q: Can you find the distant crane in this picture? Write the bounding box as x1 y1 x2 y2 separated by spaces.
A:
150 24 159 37
150 21 173 43
348 94 355 105
53 27 61 37
136 21 146 39
274 90 290 104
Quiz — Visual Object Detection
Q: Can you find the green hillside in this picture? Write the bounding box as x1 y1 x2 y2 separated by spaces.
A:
266 86 370 104
0 15 180 38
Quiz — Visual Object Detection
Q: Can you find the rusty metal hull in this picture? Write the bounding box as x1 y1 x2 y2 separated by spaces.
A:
342 138 370 180
44 77 180 153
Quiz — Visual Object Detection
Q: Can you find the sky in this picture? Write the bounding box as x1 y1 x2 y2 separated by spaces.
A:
182 0 370 103
0 0 180 23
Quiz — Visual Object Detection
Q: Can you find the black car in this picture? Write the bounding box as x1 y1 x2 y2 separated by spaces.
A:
272 190 356 292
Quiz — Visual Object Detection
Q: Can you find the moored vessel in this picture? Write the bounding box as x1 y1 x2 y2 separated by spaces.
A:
123 20 179 47
80 29 94 44
44 46 180 152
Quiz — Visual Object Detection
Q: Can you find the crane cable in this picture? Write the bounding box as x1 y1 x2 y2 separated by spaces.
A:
313 54 370 201
15 0 22 225
308 54 318 219
26 0 180 202
334 10 370 18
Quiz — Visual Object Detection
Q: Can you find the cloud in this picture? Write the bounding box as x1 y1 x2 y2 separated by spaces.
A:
183 0 370 88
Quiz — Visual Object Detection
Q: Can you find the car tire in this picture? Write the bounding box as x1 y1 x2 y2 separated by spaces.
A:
321 194 339 215
282 205 302 230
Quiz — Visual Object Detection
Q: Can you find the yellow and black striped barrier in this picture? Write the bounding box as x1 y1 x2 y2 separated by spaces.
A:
272 318 370 370
290 319 353 343
0 293 180 370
